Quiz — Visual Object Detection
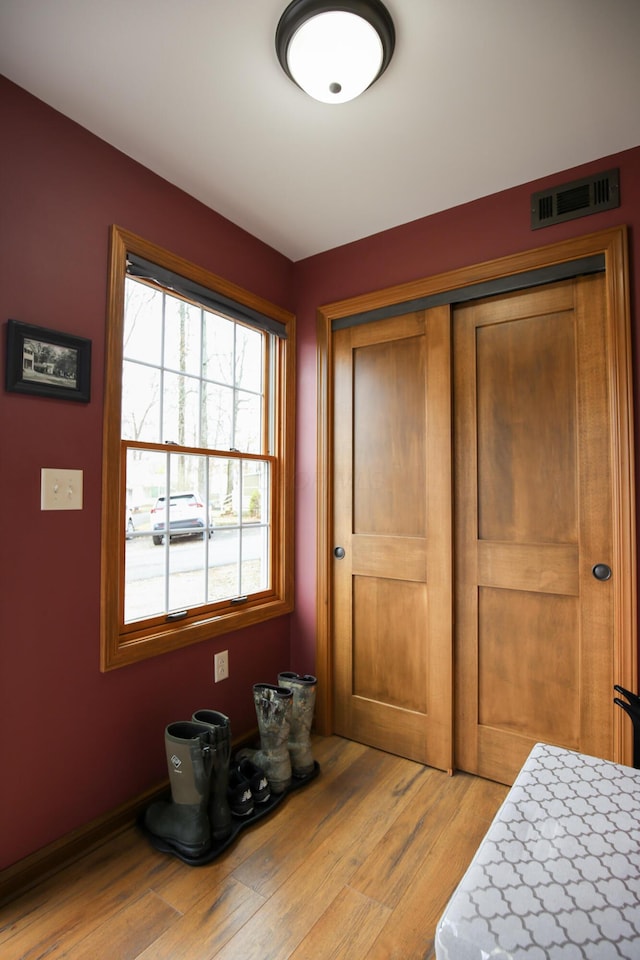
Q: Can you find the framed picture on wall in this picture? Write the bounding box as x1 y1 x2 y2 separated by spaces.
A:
5 319 91 403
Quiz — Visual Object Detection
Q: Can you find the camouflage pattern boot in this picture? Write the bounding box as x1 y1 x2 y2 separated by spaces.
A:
277 672 317 778
238 684 293 794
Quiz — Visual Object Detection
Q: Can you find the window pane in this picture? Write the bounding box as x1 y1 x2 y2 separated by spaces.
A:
164 297 202 376
207 455 230 518
124 279 163 366
236 324 263 391
124 448 169 623
122 361 161 442
243 460 265 522
208 527 240 601
219 457 240 522
241 459 270 594
203 312 234 386
163 371 201 447
167 534 210 611
241 526 270 594
209 456 240 598
125 539 166 623
202 381 234 450
235 390 262 453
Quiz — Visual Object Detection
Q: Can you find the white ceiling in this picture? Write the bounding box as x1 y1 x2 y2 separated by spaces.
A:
1 0 640 262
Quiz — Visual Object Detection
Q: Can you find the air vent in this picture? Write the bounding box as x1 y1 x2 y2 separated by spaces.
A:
531 169 619 229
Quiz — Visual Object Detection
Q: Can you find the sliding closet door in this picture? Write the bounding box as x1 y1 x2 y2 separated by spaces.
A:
332 306 453 771
454 275 616 783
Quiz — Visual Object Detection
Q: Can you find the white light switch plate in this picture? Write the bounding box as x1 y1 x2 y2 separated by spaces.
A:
41 468 83 510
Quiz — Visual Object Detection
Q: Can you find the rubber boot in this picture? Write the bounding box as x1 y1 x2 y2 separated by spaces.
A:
278 672 317 778
239 684 293 794
192 709 232 840
144 721 213 858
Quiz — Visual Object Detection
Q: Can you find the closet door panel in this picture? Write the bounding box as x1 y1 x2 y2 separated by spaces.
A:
455 276 615 783
332 307 453 770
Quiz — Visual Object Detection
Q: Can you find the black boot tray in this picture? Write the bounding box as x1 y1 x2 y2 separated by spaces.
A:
138 761 320 866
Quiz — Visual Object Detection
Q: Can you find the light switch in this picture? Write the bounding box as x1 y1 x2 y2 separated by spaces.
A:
41 468 83 510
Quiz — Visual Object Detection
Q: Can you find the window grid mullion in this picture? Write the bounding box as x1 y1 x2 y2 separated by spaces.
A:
159 290 167 442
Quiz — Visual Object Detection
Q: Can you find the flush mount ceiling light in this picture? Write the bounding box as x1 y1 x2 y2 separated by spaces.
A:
276 0 395 104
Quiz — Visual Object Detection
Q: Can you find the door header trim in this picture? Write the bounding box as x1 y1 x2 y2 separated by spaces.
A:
332 253 605 331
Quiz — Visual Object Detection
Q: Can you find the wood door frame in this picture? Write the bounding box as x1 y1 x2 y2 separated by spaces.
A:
315 225 637 766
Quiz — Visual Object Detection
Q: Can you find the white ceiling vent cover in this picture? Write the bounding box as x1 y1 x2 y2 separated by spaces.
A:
531 169 619 229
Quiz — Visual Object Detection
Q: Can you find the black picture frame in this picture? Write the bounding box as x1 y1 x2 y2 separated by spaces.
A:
5 319 91 403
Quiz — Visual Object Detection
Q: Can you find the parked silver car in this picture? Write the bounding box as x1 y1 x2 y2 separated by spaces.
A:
150 491 212 545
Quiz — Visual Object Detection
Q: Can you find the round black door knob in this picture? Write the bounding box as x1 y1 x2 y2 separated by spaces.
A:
334 546 345 559
592 563 612 581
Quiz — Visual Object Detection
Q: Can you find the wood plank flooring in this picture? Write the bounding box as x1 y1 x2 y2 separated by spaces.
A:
0 736 507 960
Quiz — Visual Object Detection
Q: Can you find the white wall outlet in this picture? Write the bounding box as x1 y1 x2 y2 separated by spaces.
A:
41 468 83 510
214 650 229 683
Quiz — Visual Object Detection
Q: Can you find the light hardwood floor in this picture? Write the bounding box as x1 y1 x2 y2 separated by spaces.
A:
0 736 507 960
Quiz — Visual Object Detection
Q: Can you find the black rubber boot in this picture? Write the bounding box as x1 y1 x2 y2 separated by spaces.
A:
277 672 317 777
238 684 293 794
144 721 213 858
192 709 232 840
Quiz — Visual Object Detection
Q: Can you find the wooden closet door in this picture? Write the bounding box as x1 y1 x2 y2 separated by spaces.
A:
332 306 453 771
454 275 615 783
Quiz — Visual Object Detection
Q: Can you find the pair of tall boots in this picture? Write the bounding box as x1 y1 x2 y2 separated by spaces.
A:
144 709 231 860
239 672 317 795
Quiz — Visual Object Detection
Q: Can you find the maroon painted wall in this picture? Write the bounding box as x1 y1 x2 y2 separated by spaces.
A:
290 147 640 678
1 73 639 871
0 78 295 870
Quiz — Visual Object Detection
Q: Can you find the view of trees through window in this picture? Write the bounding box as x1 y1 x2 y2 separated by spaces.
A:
122 277 272 624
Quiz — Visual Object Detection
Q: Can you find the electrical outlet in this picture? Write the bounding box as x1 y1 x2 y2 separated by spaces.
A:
41 468 83 510
214 650 229 682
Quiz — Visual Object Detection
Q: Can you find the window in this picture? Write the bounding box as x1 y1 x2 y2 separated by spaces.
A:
101 227 295 669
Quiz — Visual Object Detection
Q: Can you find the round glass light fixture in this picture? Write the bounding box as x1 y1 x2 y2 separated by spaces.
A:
276 0 395 104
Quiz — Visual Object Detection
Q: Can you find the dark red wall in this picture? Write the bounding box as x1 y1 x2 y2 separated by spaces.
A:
1 74 639 871
0 78 294 870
